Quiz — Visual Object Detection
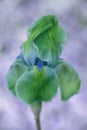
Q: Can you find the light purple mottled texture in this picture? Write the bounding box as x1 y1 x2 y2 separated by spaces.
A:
0 0 87 130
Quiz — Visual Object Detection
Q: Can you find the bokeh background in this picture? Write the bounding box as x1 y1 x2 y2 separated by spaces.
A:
0 0 87 130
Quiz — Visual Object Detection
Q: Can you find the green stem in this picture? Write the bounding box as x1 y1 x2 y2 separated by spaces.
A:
30 102 42 130
34 114 41 130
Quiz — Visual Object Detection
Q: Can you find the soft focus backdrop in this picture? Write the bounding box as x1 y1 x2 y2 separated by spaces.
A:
0 0 87 130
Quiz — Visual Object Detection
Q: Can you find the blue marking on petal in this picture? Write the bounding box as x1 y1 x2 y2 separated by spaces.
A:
34 57 48 70
37 60 44 70
35 57 40 65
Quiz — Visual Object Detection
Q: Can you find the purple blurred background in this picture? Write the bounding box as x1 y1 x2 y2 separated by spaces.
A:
0 0 87 130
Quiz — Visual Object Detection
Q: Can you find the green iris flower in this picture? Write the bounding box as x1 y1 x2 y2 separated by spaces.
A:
7 15 81 105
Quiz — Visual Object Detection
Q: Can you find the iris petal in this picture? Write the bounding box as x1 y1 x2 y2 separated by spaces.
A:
15 66 58 104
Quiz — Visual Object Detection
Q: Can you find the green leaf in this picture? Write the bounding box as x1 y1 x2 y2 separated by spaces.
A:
7 58 27 96
55 61 81 100
15 66 58 104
